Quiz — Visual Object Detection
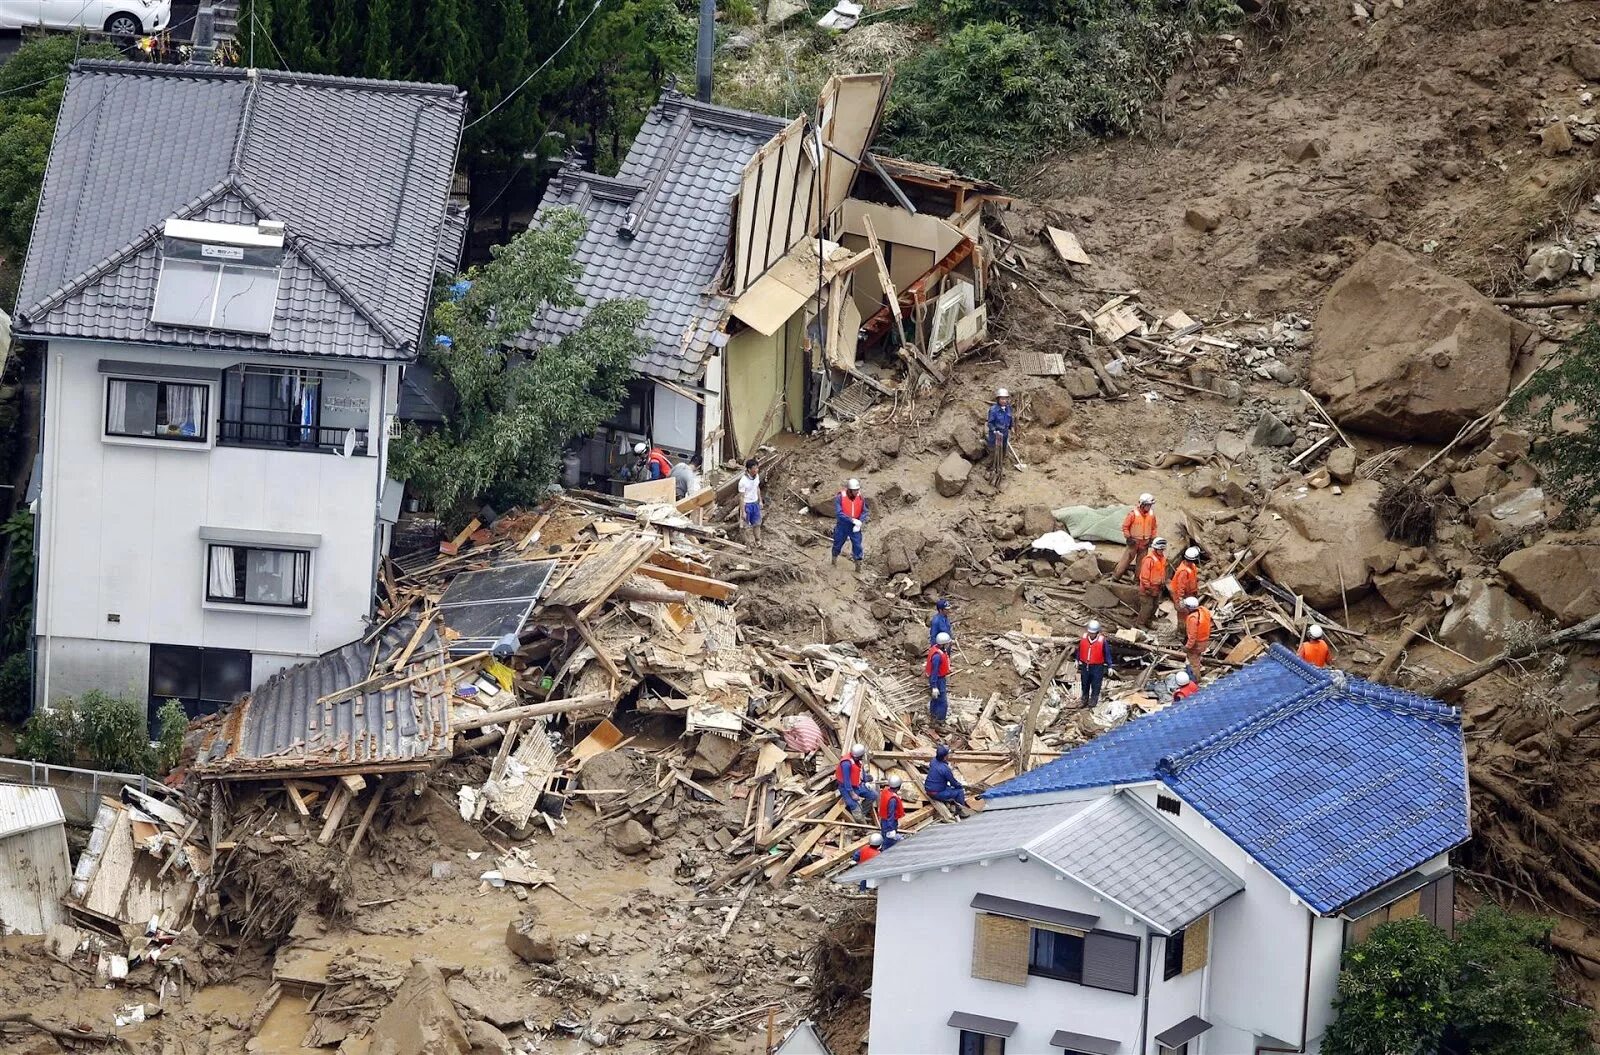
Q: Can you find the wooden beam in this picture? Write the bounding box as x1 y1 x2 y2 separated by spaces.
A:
390 609 435 673
646 551 713 577
1018 646 1070 774
638 563 737 601
316 650 490 707
570 616 623 684
317 785 352 845
285 784 311 817
439 517 480 556
343 783 387 866
340 774 367 795
450 692 614 732
767 802 844 886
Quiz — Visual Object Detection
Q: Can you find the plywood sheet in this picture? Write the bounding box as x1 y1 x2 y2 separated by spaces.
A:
623 478 677 504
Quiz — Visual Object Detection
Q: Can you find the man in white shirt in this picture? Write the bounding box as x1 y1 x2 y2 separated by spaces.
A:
736 458 763 547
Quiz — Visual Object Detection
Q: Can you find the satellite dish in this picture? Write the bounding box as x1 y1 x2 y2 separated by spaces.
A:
341 429 358 458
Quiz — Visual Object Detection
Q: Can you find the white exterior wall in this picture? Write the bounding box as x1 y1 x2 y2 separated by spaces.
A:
1152 929 1210 1051
35 339 392 703
868 855 1182 1055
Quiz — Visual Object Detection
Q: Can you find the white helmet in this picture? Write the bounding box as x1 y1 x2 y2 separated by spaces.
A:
868 833 883 847
847 478 861 490
996 387 1010 399
1174 671 1191 686
1185 546 1200 561
633 441 648 454
1152 537 1168 550
888 775 903 790
936 632 952 645
1087 620 1101 634
1308 624 1324 639
1138 493 1155 506
1184 596 1200 610
851 743 866 759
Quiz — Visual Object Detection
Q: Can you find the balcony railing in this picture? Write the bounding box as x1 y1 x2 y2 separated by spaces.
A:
217 419 369 455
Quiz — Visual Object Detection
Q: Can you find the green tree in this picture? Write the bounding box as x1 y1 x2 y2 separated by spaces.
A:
1323 916 1453 1055
327 0 363 73
0 36 118 300
78 690 153 773
414 0 479 88
1324 909 1596 1055
389 208 646 519
362 0 398 78
1509 318 1600 517
154 699 189 775
17 696 78 766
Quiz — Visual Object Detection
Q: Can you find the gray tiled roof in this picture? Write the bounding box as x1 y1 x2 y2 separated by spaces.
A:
840 793 1243 934
194 618 452 776
516 92 788 383
14 62 465 361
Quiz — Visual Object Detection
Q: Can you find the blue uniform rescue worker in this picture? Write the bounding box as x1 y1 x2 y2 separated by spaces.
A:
924 745 970 815
879 775 905 847
831 478 868 572
929 598 952 646
1076 620 1114 709
926 633 953 723
986 387 1013 483
836 743 876 817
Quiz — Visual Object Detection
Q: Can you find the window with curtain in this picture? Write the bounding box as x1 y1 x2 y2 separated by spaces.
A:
220 365 325 448
205 544 310 608
957 1031 1004 1055
1027 927 1085 983
105 378 209 442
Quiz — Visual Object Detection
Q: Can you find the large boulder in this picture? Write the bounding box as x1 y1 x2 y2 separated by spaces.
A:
914 540 959 589
1439 579 1533 660
1309 242 1528 441
1253 480 1388 609
935 452 973 497
364 961 471 1055
879 526 927 575
1499 531 1600 623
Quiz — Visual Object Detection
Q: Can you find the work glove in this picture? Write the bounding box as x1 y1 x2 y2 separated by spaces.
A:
852 519 863 532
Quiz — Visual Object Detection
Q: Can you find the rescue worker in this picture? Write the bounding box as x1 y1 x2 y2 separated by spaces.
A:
1298 624 1331 668
835 743 876 817
879 775 905 848
926 633 953 723
1076 620 1114 709
1169 546 1201 637
924 744 971 815
1183 596 1214 679
986 387 1013 486
631 441 673 481
929 598 953 646
1136 537 1169 627
1172 670 1199 701
1112 494 1159 581
737 459 763 548
669 456 700 501
853 833 884 890
831 478 868 573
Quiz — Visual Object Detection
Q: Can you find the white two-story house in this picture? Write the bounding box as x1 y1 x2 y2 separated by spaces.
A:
842 645 1470 1055
13 61 466 725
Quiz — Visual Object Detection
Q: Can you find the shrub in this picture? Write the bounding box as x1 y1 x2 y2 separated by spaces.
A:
1323 916 1453 1055
154 699 188 776
1509 314 1600 518
0 652 29 724
17 696 79 766
78 689 152 774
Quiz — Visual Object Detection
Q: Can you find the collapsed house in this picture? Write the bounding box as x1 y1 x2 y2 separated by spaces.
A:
522 74 1003 476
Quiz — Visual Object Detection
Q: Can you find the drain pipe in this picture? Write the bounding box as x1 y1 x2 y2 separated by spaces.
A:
696 0 715 102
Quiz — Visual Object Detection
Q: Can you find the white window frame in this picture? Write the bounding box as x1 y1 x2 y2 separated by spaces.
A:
102 375 217 452
199 534 317 618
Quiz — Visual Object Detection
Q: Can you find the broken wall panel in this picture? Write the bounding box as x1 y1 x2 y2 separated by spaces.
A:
731 116 818 296
816 73 891 219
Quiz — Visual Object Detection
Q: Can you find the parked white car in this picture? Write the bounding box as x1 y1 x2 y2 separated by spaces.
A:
0 0 171 36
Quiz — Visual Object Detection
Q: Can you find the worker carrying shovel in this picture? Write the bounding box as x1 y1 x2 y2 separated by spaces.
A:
986 387 1013 487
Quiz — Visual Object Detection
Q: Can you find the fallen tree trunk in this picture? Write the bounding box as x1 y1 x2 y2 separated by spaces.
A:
0 1013 128 1048
1370 610 1433 684
1491 291 1597 308
1470 768 1600 886
1428 610 1600 697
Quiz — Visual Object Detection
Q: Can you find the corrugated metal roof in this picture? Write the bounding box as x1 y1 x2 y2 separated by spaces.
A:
839 793 1243 934
516 91 789 383
14 61 466 361
194 618 453 777
0 784 66 839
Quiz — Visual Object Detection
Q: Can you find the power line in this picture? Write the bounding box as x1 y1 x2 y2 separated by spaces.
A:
465 0 605 131
249 10 301 86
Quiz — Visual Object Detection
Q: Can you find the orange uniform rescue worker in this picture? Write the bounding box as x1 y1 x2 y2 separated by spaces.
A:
1298 624 1331 668
1183 596 1214 679
1112 494 1158 581
1136 537 1169 627
1169 546 1200 636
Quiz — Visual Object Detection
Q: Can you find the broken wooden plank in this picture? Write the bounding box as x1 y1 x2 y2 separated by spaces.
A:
285 784 312 818
316 649 490 708
439 518 481 556
339 774 367 795
1046 225 1091 266
637 564 737 601
317 786 353 845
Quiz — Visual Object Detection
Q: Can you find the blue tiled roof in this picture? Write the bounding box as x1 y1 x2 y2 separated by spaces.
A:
984 645 1470 914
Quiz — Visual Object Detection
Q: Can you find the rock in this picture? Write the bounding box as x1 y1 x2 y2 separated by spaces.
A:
689 733 741 778
1440 579 1534 660
1021 505 1056 538
954 426 989 462
44 924 81 963
1254 480 1388 608
1061 367 1101 400
1185 205 1222 232
1571 43 1600 80
1523 244 1573 286
580 750 635 795
902 622 929 658
1213 431 1248 462
1449 465 1508 504
1064 553 1100 583
806 490 837 518
465 1019 513 1055
1185 466 1223 499
1499 531 1600 622
446 978 523 1029
1251 411 1296 447
1374 560 1450 610
1150 232 1176 260
1082 583 1122 611
1262 360 1298 385
880 526 927 575
1480 429 1532 466
1031 387 1073 427
836 445 868 471
878 434 901 458
1472 487 1546 548
914 541 959 589
1305 466 1332 489
506 917 559 964
1325 446 1357 484
1284 137 1323 162
934 452 973 497
1309 242 1523 441
1541 120 1575 155
610 819 655 855
364 962 470 1055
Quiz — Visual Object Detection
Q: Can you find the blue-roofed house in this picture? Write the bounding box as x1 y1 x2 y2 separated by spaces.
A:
840 645 1469 1055
15 61 466 726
